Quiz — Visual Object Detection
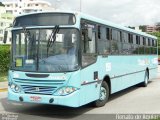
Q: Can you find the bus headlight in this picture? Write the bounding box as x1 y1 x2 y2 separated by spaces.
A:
10 83 21 93
15 85 20 91
54 86 78 96
11 84 16 89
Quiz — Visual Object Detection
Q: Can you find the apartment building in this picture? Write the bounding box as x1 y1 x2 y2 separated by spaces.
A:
3 0 53 16
145 25 156 33
0 3 14 44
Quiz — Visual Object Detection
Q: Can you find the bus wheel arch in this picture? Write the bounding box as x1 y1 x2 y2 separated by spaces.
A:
103 75 111 95
141 68 149 87
93 75 111 107
146 68 149 79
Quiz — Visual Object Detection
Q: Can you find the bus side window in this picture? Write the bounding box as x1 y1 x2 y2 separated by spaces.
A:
81 24 97 67
97 26 110 55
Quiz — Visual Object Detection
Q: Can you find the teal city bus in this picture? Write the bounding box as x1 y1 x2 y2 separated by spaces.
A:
7 11 158 107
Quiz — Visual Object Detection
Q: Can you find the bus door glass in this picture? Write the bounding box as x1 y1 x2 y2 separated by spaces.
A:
81 22 97 67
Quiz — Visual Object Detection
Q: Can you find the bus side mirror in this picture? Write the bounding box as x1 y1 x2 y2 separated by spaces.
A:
3 31 8 44
87 28 92 41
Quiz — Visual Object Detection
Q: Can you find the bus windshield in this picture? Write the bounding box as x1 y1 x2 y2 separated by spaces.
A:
11 28 79 72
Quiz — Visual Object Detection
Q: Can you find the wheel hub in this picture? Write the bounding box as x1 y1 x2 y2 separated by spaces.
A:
100 87 107 101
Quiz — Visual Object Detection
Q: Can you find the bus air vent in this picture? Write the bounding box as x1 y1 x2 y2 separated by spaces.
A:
25 73 49 78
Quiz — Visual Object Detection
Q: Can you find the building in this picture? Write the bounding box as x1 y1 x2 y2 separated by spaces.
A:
131 25 160 33
145 25 156 33
1 0 53 44
155 23 160 32
0 2 14 44
134 26 142 32
3 0 53 16
127 26 142 32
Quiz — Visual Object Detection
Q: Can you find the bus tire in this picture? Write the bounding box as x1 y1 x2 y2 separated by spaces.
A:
93 81 109 107
141 70 149 87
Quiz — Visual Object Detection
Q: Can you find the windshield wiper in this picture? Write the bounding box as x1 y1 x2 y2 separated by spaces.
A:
47 25 59 57
23 26 31 38
23 27 31 57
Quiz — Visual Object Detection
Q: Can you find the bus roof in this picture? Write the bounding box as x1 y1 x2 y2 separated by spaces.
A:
78 12 157 39
15 11 157 39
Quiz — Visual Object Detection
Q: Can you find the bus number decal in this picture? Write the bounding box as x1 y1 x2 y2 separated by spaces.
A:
152 58 158 64
106 63 112 72
138 59 150 66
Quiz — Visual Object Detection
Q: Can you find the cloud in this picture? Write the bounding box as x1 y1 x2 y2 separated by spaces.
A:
47 0 160 26
1 0 160 26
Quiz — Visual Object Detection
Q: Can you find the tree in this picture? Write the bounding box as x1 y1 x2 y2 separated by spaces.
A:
149 32 160 55
0 2 5 7
128 26 135 29
155 22 160 32
139 25 146 32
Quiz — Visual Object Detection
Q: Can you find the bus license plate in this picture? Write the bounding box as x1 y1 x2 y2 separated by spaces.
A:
30 96 42 102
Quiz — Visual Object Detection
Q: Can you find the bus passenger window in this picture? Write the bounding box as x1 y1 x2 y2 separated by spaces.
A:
106 28 110 40
148 39 151 46
98 26 110 55
98 26 101 39
111 29 122 54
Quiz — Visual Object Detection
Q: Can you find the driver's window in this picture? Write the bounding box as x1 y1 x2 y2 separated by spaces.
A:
81 21 97 67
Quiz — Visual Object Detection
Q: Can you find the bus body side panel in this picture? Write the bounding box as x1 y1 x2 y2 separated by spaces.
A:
149 56 158 80
90 55 158 94
108 55 158 94
97 55 144 94
79 55 157 105
149 68 158 79
79 61 101 106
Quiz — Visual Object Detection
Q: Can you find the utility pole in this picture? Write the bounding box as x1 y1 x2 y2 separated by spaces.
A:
55 0 61 10
80 0 82 12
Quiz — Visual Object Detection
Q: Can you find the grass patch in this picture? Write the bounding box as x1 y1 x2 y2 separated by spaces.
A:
0 72 8 82
151 118 160 120
157 118 160 120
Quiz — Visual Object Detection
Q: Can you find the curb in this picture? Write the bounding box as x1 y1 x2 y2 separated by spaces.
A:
0 81 8 92
0 88 8 92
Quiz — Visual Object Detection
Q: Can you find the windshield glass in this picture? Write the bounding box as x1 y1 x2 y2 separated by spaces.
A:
11 28 79 72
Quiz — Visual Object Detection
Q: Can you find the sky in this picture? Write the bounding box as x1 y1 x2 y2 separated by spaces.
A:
1 0 160 26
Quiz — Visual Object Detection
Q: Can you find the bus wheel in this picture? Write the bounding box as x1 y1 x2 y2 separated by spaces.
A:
141 71 149 87
93 81 109 107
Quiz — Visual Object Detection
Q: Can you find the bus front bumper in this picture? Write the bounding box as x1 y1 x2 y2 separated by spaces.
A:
8 88 80 107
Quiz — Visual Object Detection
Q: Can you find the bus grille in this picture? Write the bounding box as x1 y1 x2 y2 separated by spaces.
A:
13 78 65 95
21 85 56 95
